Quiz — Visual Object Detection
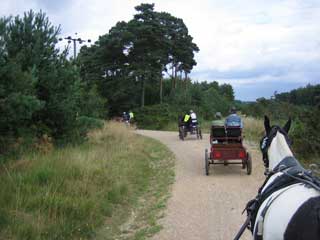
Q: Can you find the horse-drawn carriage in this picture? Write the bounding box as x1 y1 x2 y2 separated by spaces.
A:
205 125 252 175
178 122 202 140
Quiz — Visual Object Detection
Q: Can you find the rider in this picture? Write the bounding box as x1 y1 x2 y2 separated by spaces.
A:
225 107 243 128
212 112 224 126
122 111 129 123
190 110 198 126
183 112 191 130
129 110 134 123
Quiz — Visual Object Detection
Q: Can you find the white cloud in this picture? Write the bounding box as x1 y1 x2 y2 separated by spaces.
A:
1 0 320 100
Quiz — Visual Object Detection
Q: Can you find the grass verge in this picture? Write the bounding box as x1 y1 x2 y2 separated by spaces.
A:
0 122 175 240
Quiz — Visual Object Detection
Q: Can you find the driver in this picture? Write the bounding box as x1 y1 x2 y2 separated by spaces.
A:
225 107 243 128
183 112 191 130
190 110 198 126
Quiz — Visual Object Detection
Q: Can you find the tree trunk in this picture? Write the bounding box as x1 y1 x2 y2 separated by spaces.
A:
184 71 188 101
184 71 188 90
174 64 178 84
160 76 163 104
141 76 145 107
171 62 175 89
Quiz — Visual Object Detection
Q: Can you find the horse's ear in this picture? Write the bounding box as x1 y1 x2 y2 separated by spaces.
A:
283 118 291 134
264 115 271 134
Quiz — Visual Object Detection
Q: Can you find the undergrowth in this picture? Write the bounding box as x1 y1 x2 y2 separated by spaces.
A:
0 122 174 239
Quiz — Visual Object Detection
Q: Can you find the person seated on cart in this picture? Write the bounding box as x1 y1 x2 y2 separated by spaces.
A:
212 112 224 127
183 112 192 130
225 106 243 128
190 110 198 126
211 112 225 143
129 110 134 123
122 112 129 122
225 107 243 143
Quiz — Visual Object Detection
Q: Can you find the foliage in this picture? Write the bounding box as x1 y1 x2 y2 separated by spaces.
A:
133 79 236 130
240 83 320 158
134 104 175 130
291 108 320 158
78 3 199 112
74 116 104 140
164 80 233 120
0 122 174 239
275 84 320 106
0 10 104 154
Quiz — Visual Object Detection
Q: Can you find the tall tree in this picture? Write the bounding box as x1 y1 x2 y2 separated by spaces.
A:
78 3 199 110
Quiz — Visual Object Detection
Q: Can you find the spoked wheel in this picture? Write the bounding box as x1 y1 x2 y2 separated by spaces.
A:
242 159 246 169
246 153 252 175
179 127 184 141
178 128 182 140
205 149 209 175
196 128 200 139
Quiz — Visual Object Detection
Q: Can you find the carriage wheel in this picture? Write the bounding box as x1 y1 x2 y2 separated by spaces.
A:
246 153 252 175
205 149 209 175
242 159 246 169
179 127 184 141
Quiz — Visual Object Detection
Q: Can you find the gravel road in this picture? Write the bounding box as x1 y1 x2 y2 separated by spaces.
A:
136 130 266 240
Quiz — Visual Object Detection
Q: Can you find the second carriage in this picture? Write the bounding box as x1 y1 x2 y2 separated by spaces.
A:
178 115 202 140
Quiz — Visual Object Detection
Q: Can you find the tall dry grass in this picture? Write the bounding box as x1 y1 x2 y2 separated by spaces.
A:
242 116 264 143
0 122 174 239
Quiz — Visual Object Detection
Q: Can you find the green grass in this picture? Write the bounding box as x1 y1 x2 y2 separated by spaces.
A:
0 122 175 239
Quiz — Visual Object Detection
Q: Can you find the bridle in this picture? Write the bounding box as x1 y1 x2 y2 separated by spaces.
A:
234 123 319 240
260 126 293 175
233 126 294 240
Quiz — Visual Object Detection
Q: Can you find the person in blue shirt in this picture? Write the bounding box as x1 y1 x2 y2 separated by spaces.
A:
225 107 243 128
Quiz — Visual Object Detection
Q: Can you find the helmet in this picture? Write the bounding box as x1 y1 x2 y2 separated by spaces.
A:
190 110 194 113
215 112 222 119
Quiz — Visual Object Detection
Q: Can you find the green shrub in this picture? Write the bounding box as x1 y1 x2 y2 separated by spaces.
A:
75 116 104 138
291 108 320 158
134 104 175 130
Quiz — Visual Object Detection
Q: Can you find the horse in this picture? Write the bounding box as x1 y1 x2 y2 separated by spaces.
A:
235 116 320 240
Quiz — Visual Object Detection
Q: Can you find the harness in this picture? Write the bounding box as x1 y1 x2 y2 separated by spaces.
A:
234 128 320 240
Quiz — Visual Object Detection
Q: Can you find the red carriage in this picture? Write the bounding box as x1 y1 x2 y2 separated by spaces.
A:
205 125 252 175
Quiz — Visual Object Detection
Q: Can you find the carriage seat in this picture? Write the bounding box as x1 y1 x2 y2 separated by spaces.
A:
211 126 226 143
226 127 242 143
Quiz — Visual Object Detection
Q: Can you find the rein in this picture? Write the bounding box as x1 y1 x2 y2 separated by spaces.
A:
234 127 317 240
234 158 320 240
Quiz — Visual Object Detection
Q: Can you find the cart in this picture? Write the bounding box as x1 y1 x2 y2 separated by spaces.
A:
178 122 202 140
205 126 252 175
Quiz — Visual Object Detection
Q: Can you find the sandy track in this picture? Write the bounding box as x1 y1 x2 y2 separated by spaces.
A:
136 130 266 240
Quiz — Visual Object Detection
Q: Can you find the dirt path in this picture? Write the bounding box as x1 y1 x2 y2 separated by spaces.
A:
136 130 265 240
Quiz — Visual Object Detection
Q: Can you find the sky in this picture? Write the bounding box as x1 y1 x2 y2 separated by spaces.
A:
1 0 320 101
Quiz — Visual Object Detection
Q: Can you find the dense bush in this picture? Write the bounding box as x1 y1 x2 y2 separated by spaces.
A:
240 84 320 158
134 104 175 130
163 80 234 121
291 108 320 158
0 11 105 154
